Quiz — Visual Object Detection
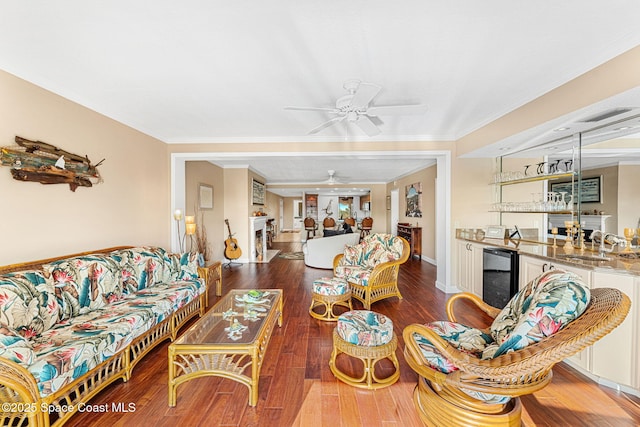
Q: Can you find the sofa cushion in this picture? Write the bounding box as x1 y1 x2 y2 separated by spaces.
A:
168 252 200 281
44 254 124 320
110 247 170 293
0 270 61 336
0 325 36 365
22 277 204 397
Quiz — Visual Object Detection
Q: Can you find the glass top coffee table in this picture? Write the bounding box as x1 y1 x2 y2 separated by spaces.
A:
168 289 283 407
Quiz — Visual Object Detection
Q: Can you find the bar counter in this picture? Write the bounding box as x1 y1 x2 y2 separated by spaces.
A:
456 228 640 276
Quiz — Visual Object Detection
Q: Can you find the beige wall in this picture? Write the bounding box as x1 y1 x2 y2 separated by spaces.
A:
0 70 169 265
184 161 225 262
281 197 299 230
617 164 640 235
264 191 281 223
388 164 437 261
222 168 250 259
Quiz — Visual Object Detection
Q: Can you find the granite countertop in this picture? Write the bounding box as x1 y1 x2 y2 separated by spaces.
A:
456 229 640 276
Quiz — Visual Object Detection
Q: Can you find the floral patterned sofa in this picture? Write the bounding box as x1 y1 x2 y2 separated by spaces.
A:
332 233 410 309
0 246 209 427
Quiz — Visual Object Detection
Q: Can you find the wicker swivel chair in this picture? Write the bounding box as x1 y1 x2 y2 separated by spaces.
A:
333 234 410 309
344 217 356 227
304 217 318 239
323 217 337 230
403 272 630 427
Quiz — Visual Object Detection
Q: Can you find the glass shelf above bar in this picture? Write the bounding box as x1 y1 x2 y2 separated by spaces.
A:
491 172 575 186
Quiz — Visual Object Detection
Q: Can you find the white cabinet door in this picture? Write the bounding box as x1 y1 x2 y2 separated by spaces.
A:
470 243 484 298
456 240 472 292
590 271 636 388
456 240 484 297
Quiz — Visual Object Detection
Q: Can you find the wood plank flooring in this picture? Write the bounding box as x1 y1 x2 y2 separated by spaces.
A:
65 239 640 427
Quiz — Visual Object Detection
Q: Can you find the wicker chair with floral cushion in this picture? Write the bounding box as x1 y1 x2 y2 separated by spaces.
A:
333 234 410 309
402 269 630 427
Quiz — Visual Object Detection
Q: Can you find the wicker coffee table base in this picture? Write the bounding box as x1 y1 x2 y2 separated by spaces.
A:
309 292 352 321
329 329 400 389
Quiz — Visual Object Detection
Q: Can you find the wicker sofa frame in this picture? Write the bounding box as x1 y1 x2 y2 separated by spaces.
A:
0 246 212 427
402 288 631 427
332 236 410 309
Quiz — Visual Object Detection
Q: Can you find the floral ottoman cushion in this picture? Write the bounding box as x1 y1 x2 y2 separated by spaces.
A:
336 310 393 347
312 277 349 296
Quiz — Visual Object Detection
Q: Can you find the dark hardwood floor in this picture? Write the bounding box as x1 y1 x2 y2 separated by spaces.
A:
65 239 640 427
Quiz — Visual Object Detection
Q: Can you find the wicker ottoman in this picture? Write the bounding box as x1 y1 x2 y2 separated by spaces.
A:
309 277 352 321
329 310 400 389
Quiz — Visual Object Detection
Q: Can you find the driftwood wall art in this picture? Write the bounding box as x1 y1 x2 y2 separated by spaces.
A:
0 136 104 191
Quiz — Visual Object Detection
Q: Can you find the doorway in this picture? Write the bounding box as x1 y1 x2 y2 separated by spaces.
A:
293 200 303 229
390 189 399 236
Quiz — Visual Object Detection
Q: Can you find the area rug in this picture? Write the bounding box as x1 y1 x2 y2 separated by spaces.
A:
278 251 304 260
280 230 300 233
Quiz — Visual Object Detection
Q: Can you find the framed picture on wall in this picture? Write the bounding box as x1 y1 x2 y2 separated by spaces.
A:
252 179 265 205
198 183 214 210
550 176 602 203
405 182 422 217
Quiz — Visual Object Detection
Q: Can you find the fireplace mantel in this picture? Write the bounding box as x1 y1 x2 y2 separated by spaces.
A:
249 216 268 262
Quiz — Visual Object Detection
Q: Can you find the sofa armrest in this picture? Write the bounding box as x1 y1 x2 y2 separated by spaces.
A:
0 357 42 423
197 261 222 300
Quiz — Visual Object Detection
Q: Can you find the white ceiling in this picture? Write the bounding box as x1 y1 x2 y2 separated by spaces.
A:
1 1 640 191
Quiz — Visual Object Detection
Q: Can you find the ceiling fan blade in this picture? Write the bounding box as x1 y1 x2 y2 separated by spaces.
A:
355 115 381 137
367 104 428 116
308 116 345 135
285 106 339 113
349 82 382 109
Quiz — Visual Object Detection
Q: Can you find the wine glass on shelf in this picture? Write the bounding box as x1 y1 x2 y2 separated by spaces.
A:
558 192 568 212
564 160 573 173
624 228 635 252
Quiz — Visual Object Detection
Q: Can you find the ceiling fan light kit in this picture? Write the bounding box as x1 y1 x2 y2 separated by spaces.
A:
285 80 427 137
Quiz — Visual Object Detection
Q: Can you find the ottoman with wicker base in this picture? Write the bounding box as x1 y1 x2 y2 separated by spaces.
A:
329 310 400 389
309 277 353 321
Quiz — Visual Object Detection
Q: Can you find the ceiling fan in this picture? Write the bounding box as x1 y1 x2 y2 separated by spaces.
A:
285 79 427 137
325 169 340 184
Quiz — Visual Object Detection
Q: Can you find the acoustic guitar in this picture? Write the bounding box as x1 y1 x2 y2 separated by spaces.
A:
224 219 242 260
